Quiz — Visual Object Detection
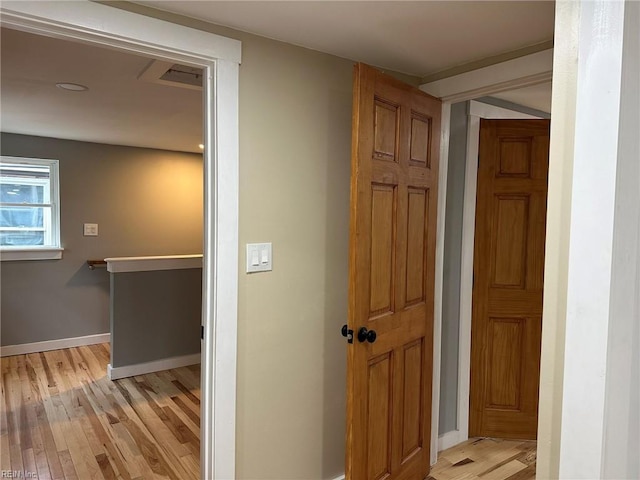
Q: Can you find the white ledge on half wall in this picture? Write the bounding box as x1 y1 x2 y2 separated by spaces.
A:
104 254 203 273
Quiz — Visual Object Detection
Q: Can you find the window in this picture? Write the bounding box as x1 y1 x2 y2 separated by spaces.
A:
0 157 62 260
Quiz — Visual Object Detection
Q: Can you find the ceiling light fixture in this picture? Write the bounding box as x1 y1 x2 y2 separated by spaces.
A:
56 82 89 92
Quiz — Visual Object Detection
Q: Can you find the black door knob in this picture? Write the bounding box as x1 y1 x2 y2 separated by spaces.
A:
357 327 377 343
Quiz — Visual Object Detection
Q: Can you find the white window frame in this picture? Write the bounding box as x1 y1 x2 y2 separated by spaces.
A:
0 156 62 261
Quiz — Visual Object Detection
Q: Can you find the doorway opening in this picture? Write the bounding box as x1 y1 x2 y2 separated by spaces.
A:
0 3 240 479
1 24 205 478
432 87 551 480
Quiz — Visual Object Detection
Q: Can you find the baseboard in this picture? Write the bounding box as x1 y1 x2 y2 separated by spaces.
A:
438 430 465 452
107 352 201 380
0 333 110 357
330 475 345 480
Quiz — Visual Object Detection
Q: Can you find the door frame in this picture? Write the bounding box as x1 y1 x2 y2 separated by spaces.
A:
420 50 552 464
0 3 241 479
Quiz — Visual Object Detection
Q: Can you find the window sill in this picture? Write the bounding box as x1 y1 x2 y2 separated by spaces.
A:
0 247 64 261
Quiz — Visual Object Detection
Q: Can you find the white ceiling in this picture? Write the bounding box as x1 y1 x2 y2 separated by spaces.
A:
1 2 554 152
138 1 555 77
0 27 203 153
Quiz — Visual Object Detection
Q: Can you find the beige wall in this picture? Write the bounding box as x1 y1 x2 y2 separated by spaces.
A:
0 133 203 346
107 3 419 478
235 35 353 480
539 1 640 478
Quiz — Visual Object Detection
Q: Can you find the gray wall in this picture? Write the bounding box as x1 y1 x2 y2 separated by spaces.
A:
439 101 469 434
110 268 201 367
0 133 203 346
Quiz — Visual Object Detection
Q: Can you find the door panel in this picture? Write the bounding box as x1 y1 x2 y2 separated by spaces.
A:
347 63 440 480
406 188 428 306
401 339 424 461
367 353 392 480
470 119 550 440
370 184 396 316
487 317 524 408
492 195 529 287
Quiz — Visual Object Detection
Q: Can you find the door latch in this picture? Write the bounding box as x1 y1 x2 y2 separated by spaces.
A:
341 324 354 344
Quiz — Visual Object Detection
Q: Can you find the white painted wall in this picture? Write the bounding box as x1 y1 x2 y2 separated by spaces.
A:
538 1 639 479
558 1 626 476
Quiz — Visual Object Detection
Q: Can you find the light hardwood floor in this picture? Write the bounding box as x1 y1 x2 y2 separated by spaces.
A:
430 437 536 480
1 343 200 480
2 344 535 480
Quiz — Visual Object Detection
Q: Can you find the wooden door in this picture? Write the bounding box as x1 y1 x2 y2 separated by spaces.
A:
346 64 441 480
469 119 550 439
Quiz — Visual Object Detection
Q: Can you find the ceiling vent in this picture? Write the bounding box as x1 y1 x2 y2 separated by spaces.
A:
138 60 203 91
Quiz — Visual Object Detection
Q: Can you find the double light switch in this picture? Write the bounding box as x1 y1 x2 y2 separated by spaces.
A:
246 243 272 273
83 223 98 236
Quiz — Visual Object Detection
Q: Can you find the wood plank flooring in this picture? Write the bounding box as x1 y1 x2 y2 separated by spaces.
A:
429 437 536 480
2 344 535 480
0 344 200 480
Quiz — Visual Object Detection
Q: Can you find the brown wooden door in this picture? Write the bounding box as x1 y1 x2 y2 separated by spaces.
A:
469 119 550 440
346 63 441 480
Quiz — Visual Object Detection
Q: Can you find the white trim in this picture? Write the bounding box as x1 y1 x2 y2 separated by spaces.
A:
107 353 201 380
0 247 63 261
430 102 451 466
1 333 110 357
468 100 540 120
329 475 345 480
201 58 240 480
421 49 553 103
105 254 202 273
0 1 241 64
453 101 544 444
456 112 479 447
0 4 241 480
438 430 464 453
558 1 627 477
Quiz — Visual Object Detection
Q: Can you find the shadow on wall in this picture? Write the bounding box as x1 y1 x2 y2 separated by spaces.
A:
321 86 352 480
66 263 110 288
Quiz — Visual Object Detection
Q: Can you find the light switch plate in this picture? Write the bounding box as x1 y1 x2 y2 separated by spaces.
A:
83 223 98 236
246 243 272 273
